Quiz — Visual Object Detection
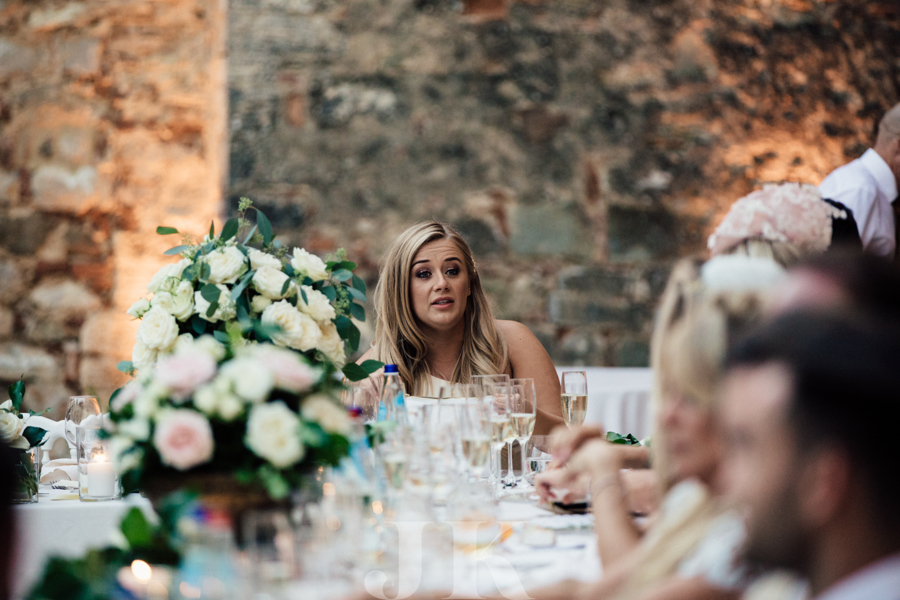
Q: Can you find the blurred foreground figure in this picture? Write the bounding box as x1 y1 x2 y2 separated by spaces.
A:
721 312 900 600
0 441 16 600
819 103 900 258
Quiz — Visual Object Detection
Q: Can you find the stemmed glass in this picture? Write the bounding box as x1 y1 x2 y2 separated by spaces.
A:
483 382 512 495
509 378 537 488
560 371 588 428
342 381 380 423
471 374 510 487
456 399 491 482
65 395 102 458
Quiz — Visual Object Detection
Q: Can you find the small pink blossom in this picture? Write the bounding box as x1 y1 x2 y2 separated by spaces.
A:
111 380 142 412
155 352 217 401
152 410 214 471
251 345 318 393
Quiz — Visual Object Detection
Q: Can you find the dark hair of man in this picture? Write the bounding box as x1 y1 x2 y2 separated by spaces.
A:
797 251 900 318
726 310 900 537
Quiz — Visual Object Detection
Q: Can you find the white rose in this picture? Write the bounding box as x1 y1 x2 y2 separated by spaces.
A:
168 281 195 321
0 400 26 447
127 298 151 319
172 333 194 355
132 382 167 418
132 339 159 372
194 378 244 421
251 295 272 313
302 395 352 436
137 306 180 351
193 335 227 361
298 286 336 323
248 248 283 270
252 266 294 300
193 284 237 323
290 248 329 282
219 357 273 404
317 322 346 367
261 300 322 352
147 259 191 293
109 435 143 473
245 401 304 468
203 246 248 284
117 417 150 442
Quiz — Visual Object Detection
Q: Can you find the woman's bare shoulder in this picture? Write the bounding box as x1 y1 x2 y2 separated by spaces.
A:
496 319 539 343
356 347 375 364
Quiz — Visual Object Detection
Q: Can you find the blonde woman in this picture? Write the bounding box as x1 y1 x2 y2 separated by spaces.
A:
531 254 785 600
357 221 565 435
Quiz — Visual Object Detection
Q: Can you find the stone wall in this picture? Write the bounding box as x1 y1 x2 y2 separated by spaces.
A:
227 0 900 366
0 0 226 414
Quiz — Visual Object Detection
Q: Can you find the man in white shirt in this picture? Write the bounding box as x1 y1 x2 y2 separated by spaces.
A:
720 312 900 600
819 103 900 257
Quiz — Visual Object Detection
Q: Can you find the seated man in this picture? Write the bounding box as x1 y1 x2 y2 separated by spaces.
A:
720 311 900 599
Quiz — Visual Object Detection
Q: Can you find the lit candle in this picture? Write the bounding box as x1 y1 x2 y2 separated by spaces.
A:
86 453 116 497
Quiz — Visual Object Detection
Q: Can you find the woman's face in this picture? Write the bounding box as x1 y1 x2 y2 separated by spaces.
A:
409 238 470 333
660 390 721 484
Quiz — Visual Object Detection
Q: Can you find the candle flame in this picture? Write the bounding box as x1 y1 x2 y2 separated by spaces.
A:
131 559 152 582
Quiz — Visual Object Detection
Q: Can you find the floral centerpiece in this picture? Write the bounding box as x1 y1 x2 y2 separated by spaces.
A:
119 198 380 382
109 199 382 503
0 379 49 502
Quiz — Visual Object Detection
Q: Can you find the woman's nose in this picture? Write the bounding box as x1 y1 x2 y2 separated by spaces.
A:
433 273 449 290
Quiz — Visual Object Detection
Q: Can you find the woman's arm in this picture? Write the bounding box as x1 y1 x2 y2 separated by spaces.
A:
496 320 565 436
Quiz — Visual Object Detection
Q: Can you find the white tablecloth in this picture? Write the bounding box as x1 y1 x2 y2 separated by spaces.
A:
12 494 155 599
556 367 654 440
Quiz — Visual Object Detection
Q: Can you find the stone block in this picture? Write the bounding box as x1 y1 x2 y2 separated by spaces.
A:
0 40 40 77
616 338 650 367
0 213 59 256
463 0 508 20
79 356 129 406
0 170 18 203
557 266 630 297
608 205 678 262
79 310 138 358
28 278 101 316
28 2 87 31
0 260 24 304
58 38 100 76
31 165 97 213
0 343 60 382
0 307 13 338
509 205 590 258
71 259 113 294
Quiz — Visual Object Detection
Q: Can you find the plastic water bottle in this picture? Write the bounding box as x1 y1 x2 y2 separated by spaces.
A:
380 364 407 425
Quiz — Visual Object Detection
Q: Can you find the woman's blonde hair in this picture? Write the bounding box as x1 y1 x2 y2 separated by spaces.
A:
371 221 508 395
722 237 802 268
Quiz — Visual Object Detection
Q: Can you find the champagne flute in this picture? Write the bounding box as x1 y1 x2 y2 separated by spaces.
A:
456 400 491 482
65 395 102 457
439 383 478 466
561 371 588 428
471 374 510 486
484 382 511 494
509 378 537 488
502 384 524 487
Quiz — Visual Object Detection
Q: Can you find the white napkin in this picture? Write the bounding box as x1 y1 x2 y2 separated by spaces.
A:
40 459 78 483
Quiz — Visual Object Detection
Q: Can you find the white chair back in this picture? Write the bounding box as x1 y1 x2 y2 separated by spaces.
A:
22 416 70 464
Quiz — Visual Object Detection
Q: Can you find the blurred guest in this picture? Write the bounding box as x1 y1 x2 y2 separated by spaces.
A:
708 183 859 267
768 251 900 317
0 441 17 600
721 312 900 599
819 103 900 258
358 221 564 433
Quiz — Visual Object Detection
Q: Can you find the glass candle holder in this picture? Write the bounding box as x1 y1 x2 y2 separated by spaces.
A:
12 445 42 504
76 426 120 501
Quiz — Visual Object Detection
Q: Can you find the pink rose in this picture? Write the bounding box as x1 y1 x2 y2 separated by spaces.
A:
111 380 142 412
251 346 318 393
155 352 217 401
152 410 214 471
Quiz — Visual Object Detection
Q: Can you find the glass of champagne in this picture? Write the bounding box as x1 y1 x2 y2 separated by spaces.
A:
470 374 510 486
482 382 511 495
457 401 491 482
509 378 537 488
561 371 588 428
65 395 102 457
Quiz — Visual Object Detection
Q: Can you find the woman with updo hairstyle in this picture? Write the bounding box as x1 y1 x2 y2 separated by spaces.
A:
357 221 565 434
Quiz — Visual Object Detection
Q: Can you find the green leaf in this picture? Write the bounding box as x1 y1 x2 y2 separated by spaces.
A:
205 300 219 318
8 378 25 412
121 508 153 548
322 286 337 301
156 226 179 235
280 278 291 296
116 361 134 374
230 270 255 301
331 268 352 282
255 208 274 246
283 262 295 277
342 363 371 382
201 262 211 281
191 315 208 335
209 221 215 238
200 283 221 303
299 286 308 306
347 286 366 303
213 330 230 344
335 315 360 353
220 217 240 242
259 466 289 500
164 245 189 256
360 360 384 374
351 274 367 293
242 224 258 246
22 426 48 447
349 302 366 322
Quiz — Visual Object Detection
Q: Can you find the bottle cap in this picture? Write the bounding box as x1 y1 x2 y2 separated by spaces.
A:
384 364 399 374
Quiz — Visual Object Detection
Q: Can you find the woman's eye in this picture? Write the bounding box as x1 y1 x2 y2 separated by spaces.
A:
446 268 459 276
415 270 431 279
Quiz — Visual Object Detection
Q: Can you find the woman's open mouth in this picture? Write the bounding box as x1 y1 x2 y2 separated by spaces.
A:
432 297 454 309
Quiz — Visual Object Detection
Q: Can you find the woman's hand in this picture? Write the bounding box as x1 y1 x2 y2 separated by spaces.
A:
549 424 606 466
534 466 589 504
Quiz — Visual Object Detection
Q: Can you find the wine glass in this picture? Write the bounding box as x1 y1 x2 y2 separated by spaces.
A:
342 381 379 423
483 382 512 495
509 378 537 488
456 399 491 482
471 374 509 487
65 395 102 456
560 371 587 428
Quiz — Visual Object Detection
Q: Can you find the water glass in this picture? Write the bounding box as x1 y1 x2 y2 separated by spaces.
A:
524 435 553 483
65 395 102 456
342 381 380 423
